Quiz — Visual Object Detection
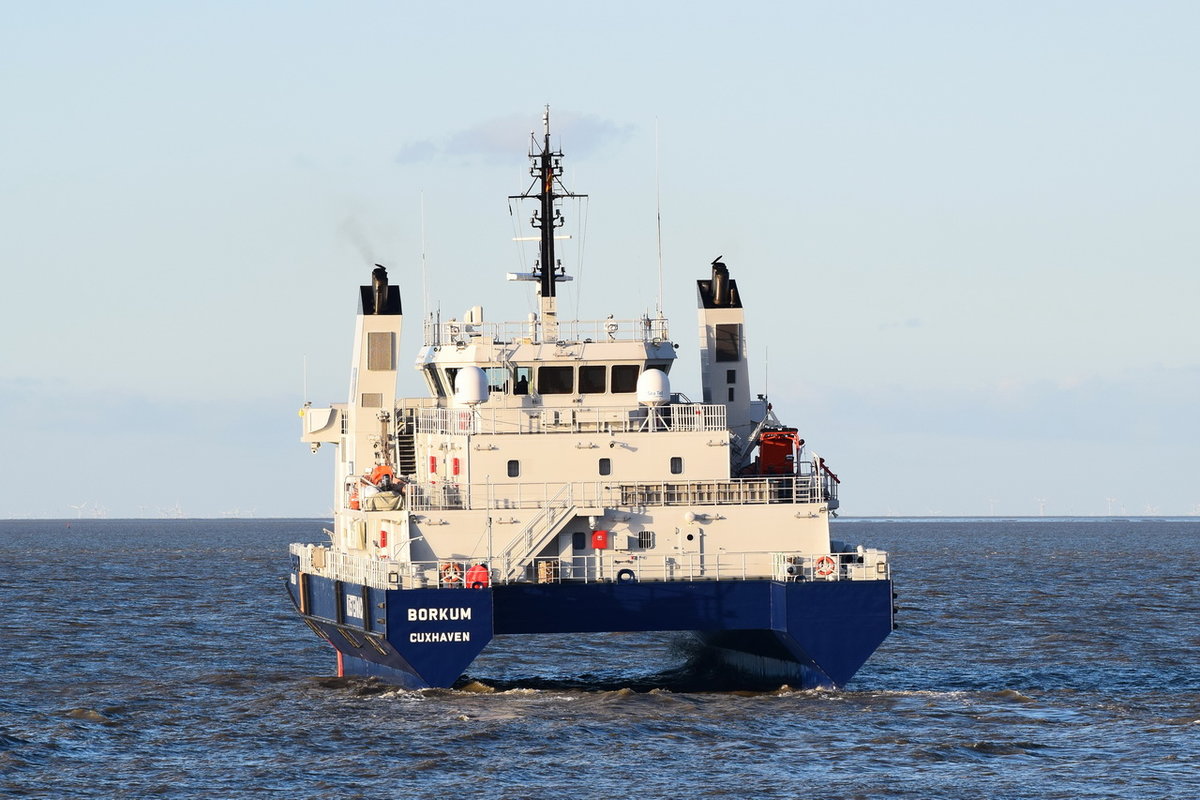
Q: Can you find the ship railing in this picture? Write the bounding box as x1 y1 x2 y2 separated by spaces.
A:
423 316 670 347
405 473 833 512
291 543 889 590
291 542 406 589
415 404 727 436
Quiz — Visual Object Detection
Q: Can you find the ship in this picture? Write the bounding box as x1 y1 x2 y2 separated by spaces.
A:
287 108 894 690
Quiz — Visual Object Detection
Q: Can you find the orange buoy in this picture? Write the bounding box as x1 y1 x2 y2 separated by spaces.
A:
465 563 490 589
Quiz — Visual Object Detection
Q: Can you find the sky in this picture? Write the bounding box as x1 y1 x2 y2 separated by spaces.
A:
2 1 1197 518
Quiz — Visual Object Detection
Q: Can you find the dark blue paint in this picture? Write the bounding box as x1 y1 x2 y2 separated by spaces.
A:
292 574 893 689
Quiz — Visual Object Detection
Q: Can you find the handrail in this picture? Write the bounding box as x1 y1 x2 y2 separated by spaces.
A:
405 473 835 512
423 315 670 346
494 484 575 580
416 403 727 436
291 543 890 591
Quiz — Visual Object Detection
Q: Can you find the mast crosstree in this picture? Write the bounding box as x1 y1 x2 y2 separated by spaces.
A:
508 105 586 341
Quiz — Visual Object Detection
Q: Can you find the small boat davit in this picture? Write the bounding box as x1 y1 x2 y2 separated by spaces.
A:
287 108 895 689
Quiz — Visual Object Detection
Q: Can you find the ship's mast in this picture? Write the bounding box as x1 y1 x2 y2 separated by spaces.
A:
510 106 585 342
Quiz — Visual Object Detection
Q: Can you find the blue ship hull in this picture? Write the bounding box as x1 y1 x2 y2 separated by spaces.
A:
289 574 894 690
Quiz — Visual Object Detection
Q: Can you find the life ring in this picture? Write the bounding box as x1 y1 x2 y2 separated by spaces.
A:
440 562 464 586
616 568 637 584
814 555 837 577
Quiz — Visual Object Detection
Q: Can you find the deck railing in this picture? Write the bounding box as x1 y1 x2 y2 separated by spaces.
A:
404 472 837 513
416 403 726 436
423 315 670 346
291 543 889 592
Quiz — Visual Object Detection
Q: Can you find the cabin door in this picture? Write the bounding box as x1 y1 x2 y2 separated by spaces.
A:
678 526 706 578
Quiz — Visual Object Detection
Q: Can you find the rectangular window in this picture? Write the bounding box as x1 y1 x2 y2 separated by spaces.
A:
425 365 446 397
513 366 531 395
579 365 606 394
361 393 382 408
726 369 737 384
728 387 735 402
537 366 574 394
507 460 520 478
715 324 741 362
670 457 683 474
444 367 460 394
611 364 640 393
367 332 395 370
484 366 509 393
572 531 586 550
598 458 612 476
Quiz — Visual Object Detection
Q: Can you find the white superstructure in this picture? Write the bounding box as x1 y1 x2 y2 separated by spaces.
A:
296 109 883 594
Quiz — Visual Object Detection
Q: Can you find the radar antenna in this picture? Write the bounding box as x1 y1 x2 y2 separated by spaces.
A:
508 105 587 341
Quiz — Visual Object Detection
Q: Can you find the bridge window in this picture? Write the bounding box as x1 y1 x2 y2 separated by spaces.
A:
538 366 574 394
611 364 640 393
579 365 606 394
425 365 446 397
484 366 509 393
514 366 531 395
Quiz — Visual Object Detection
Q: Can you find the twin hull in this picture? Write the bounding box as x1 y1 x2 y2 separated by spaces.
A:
288 571 894 689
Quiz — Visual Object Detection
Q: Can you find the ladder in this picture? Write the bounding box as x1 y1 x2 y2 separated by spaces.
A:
496 484 576 581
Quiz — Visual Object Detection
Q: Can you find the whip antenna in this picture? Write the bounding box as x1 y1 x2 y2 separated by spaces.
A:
655 117 663 317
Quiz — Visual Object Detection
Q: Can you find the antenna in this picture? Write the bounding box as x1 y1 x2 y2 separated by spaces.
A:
303 355 308 404
655 117 663 318
420 192 429 322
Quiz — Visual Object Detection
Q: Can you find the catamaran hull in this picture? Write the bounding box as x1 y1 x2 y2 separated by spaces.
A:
289 574 894 690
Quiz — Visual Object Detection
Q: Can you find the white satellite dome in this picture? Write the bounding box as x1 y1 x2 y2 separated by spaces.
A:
453 365 489 405
636 368 670 406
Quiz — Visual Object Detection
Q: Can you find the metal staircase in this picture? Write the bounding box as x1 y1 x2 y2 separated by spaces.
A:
395 409 418 478
496 484 576 581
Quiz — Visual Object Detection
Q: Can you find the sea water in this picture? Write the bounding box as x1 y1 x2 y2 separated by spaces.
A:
1 518 1197 799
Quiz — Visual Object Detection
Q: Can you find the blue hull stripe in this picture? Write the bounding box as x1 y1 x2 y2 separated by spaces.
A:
290 575 893 689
